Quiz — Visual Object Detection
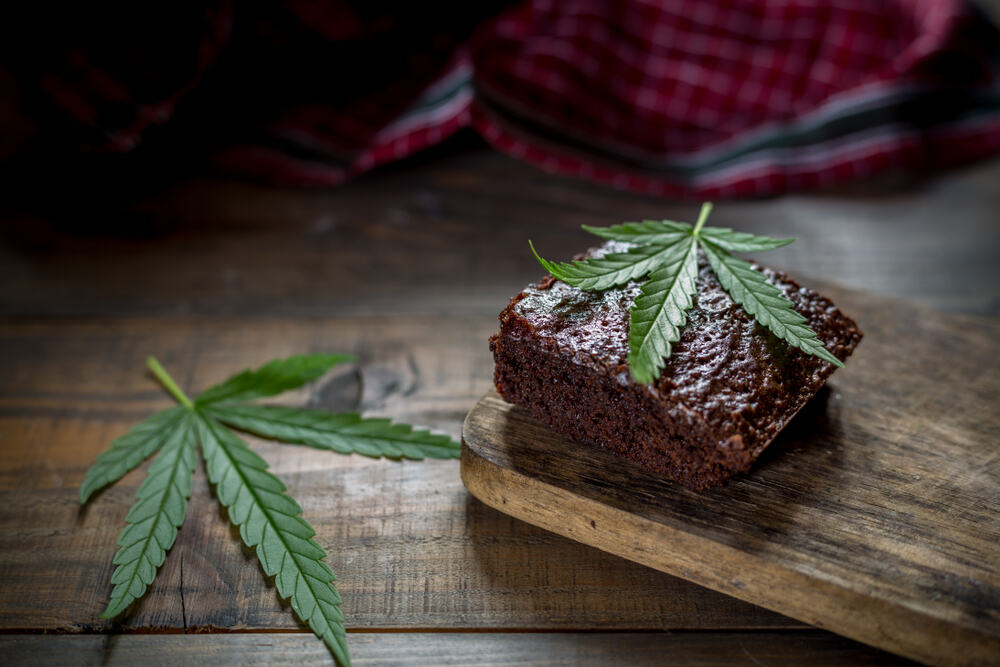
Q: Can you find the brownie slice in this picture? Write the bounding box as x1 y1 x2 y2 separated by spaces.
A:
490 241 862 491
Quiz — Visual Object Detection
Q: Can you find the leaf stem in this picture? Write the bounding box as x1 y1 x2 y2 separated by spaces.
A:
147 356 194 409
692 202 713 236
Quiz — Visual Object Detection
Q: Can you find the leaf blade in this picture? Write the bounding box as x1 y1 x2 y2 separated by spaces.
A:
100 413 196 618
626 236 700 383
699 227 796 253
195 354 354 406
196 413 350 666
207 404 460 460
530 237 690 291
701 241 844 367
582 220 691 244
80 406 186 504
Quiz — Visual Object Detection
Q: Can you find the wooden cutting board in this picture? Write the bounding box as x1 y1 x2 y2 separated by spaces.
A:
461 286 1000 666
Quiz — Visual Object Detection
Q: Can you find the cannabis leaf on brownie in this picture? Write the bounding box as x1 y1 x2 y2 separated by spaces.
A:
531 203 843 384
80 354 461 667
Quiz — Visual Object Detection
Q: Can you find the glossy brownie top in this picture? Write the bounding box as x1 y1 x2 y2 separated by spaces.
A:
505 241 862 447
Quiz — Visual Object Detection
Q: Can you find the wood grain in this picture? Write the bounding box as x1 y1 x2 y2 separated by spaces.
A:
2 144 998 664
0 315 798 633
0 631 914 666
1 149 998 319
462 287 1000 666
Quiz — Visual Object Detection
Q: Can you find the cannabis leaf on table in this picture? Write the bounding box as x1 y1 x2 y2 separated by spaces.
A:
80 354 460 667
530 203 843 384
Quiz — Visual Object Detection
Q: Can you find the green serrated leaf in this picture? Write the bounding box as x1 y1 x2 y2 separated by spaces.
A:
700 241 844 367
101 412 196 618
206 404 460 460
80 406 186 504
195 354 354 406
699 227 795 253
582 220 691 244
195 413 351 666
529 236 689 291
528 202 846 380
627 236 700 383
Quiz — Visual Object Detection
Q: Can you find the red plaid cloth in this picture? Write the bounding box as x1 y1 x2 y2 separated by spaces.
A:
10 0 1000 198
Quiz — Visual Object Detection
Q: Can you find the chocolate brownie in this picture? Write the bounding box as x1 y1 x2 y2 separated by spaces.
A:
490 241 862 491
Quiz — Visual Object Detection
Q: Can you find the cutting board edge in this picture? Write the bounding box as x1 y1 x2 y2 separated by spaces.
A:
460 395 1000 667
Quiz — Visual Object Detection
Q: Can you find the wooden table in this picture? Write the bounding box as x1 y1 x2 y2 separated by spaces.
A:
1 142 998 665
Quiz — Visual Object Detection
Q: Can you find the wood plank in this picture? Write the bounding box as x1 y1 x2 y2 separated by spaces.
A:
2 150 998 319
0 631 914 666
461 288 1000 666
0 315 796 632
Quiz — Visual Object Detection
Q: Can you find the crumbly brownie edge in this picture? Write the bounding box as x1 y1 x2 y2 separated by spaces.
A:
489 322 758 491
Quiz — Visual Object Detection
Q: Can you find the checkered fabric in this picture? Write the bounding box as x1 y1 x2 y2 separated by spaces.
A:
11 0 1000 197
